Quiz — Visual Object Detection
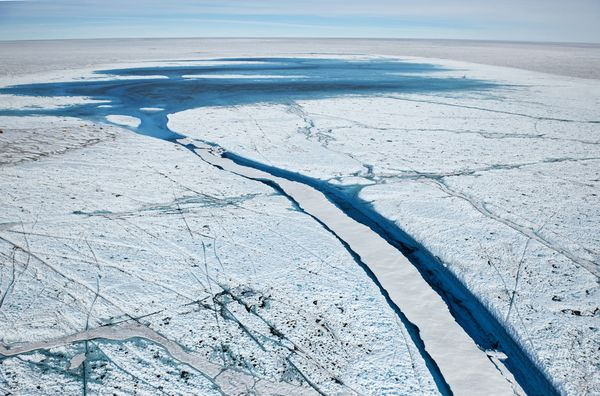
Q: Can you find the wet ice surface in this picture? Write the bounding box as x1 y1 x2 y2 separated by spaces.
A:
0 56 598 395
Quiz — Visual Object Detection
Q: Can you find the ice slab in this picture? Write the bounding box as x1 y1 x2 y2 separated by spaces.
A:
105 114 141 128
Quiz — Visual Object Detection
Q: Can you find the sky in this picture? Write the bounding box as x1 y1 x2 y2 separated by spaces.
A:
1 0 599 43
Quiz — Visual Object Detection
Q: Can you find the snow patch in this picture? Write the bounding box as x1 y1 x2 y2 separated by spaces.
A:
139 107 164 112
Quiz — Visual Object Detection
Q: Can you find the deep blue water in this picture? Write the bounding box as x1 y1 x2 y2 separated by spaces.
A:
0 57 496 140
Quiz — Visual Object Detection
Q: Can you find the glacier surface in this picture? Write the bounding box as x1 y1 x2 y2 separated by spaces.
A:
0 54 598 395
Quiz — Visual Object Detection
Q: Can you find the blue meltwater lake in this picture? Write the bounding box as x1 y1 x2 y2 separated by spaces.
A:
0 57 496 140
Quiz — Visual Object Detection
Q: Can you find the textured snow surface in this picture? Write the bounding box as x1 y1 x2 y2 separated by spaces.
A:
0 117 436 395
0 116 118 165
168 60 600 395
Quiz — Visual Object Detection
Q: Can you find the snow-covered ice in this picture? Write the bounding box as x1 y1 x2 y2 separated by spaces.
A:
0 46 598 395
139 107 164 112
0 117 437 395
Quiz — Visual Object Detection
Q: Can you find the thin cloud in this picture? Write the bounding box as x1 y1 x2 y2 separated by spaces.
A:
1 0 599 42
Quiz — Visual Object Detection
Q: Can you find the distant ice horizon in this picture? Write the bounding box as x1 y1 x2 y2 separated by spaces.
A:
3 37 600 46
2 38 600 80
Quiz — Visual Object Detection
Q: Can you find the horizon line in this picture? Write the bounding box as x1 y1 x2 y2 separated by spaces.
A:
1 36 599 46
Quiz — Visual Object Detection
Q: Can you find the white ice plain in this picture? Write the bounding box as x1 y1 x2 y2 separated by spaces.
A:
0 47 598 396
